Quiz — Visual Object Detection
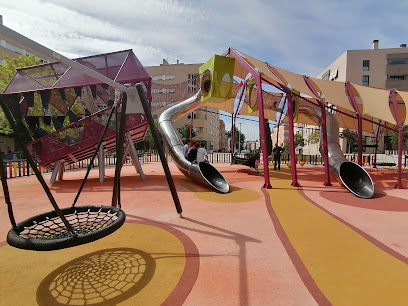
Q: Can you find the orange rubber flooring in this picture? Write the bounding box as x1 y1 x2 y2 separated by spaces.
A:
0 162 407 305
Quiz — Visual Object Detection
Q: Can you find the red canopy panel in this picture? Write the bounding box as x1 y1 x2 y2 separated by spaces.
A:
3 50 151 95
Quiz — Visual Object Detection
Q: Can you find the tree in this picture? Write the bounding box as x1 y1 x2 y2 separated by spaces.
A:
283 133 305 153
226 125 245 152
0 55 42 135
142 120 164 151
390 125 408 150
177 124 196 140
294 133 305 148
340 128 358 153
307 129 320 144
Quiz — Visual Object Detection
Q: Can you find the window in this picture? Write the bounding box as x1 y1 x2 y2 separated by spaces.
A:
322 70 330 80
329 67 338 80
151 75 175 81
151 88 175 94
362 75 369 86
187 111 197 119
388 75 405 80
387 58 408 65
362 60 370 71
188 74 198 93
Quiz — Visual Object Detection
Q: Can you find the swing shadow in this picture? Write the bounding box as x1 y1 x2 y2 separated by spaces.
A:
36 248 156 306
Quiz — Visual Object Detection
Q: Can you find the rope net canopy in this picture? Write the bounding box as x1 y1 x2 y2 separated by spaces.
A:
1 50 151 169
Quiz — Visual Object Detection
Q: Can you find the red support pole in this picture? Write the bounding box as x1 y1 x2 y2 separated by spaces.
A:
231 83 246 163
345 82 363 166
226 48 271 188
189 112 193 140
303 76 331 186
319 100 332 186
390 90 404 189
286 91 299 187
357 115 363 165
255 74 272 188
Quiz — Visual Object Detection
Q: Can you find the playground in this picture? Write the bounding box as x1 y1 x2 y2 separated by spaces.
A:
0 161 407 305
0 25 408 305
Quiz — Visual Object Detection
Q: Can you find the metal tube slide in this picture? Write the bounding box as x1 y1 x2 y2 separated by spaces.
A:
299 102 374 198
158 90 229 193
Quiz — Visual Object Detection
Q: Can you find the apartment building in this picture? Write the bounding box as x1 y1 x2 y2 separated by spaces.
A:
145 60 222 152
300 40 408 154
218 119 228 152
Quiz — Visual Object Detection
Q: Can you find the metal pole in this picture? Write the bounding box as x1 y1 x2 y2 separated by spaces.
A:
98 144 105 182
0 95 75 234
238 122 241 153
231 84 246 162
225 48 271 188
72 102 118 207
136 84 183 215
319 100 332 186
303 76 331 186
189 112 194 139
390 90 404 189
345 82 363 166
50 160 61 185
286 91 299 187
0 152 16 228
126 132 146 181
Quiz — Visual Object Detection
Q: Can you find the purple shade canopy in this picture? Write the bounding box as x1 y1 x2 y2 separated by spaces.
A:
3 50 151 95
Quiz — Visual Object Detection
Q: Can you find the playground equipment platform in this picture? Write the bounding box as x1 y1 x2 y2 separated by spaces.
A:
0 162 407 305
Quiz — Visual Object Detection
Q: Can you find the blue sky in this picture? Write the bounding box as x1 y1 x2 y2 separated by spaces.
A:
1 0 408 140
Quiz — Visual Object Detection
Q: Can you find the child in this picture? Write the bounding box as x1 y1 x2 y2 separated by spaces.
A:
197 143 208 163
187 142 199 162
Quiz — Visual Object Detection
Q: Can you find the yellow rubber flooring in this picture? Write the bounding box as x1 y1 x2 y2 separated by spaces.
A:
180 177 261 203
267 174 408 305
0 223 186 305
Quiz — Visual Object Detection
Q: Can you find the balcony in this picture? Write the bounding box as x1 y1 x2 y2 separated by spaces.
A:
385 79 408 90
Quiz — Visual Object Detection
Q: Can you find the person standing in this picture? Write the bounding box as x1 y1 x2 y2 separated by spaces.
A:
183 139 191 159
187 142 199 162
196 143 208 163
272 143 284 170
5 147 13 160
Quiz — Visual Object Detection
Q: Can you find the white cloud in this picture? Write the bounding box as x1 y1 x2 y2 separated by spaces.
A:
1 0 407 77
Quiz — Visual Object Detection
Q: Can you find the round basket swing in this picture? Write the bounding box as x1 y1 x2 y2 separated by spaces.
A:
0 92 128 251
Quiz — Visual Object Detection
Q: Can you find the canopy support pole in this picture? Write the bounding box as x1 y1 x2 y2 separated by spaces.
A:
390 90 404 189
98 144 105 183
57 161 64 181
256 77 272 188
136 84 183 215
286 91 299 187
231 83 246 163
225 48 271 188
345 82 363 166
304 76 331 186
50 161 61 185
126 132 146 181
